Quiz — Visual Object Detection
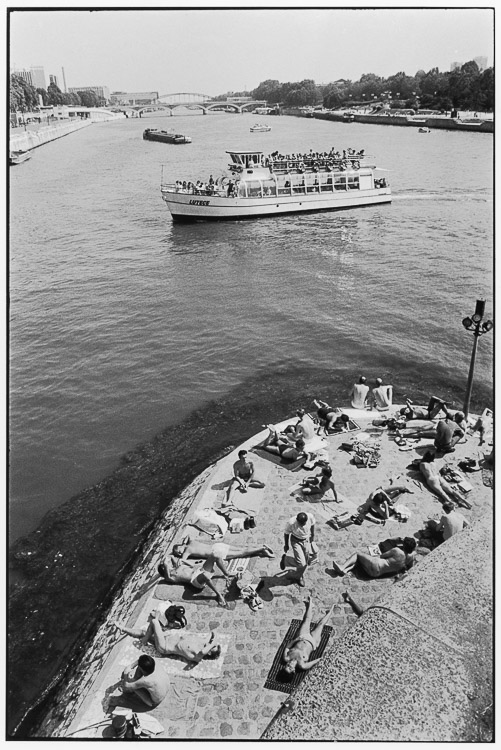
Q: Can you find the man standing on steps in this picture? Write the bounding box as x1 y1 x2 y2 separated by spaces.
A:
350 375 370 409
282 512 317 587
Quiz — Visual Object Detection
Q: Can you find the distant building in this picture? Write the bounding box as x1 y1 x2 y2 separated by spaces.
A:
12 68 34 86
30 66 46 89
474 56 488 71
49 74 59 87
109 91 158 105
68 85 111 102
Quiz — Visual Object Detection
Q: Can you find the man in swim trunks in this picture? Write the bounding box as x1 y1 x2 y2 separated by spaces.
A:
171 536 275 563
282 596 335 675
115 613 222 664
120 654 170 707
419 452 470 507
293 409 317 442
313 400 350 434
157 553 231 608
332 538 417 578
400 396 449 421
226 449 265 501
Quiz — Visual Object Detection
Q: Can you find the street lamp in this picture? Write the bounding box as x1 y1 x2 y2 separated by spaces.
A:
461 299 493 417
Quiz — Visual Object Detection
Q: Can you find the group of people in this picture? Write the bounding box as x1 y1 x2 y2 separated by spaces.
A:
350 375 393 411
174 176 226 196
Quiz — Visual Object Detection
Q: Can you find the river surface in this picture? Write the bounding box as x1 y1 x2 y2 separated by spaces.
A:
8 112 493 732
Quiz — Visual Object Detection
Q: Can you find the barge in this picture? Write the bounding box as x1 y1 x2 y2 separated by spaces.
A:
144 129 192 144
160 148 391 222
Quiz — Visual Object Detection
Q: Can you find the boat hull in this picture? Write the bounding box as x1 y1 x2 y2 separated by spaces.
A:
162 188 391 222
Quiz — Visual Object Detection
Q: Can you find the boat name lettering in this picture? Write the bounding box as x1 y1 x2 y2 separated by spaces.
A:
189 199 210 206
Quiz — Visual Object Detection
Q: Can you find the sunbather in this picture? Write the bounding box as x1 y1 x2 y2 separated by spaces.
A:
282 595 335 675
332 537 417 578
400 396 449 421
172 536 275 562
301 466 338 500
359 485 413 523
226 449 265 501
419 451 468 506
115 613 222 663
313 399 349 433
157 553 231 608
260 427 307 462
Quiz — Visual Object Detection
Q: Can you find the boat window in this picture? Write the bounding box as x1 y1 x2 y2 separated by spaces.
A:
246 180 262 197
347 175 360 190
334 175 347 190
237 182 246 197
261 178 277 196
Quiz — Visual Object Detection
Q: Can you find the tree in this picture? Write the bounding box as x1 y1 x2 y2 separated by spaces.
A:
10 73 38 112
47 82 65 106
77 90 99 107
36 87 48 106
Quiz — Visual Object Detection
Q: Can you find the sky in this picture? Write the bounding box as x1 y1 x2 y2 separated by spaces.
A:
8 5 494 97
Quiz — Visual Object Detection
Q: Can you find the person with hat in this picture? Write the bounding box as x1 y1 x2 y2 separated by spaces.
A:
120 654 170 708
371 378 393 411
115 612 222 664
282 511 316 587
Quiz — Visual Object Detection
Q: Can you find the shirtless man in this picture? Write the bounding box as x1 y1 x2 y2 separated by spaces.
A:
115 613 222 663
226 449 265 501
313 400 349 433
172 536 275 562
371 378 393 411
157 553 231 608
120 654 170 707
400 396 449 421
350 376 369 410
419 452 471 508
293 409 317 442
301 466 338 500
260 427 307 462
282 596 335 676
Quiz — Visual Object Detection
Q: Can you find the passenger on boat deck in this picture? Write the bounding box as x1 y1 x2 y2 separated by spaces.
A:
120 655 170 708
116 614 222 664
359 485 413 523
419 451 467 505
350 375 370 409
281 596 335 677
371 378 393 411
260 427 307 462
400 396 450 421
301 466 338 500
225 448 265 500
157 554 230 608
171 536 275 562
227 180 234 197
332 537 417 578
313 399 349 433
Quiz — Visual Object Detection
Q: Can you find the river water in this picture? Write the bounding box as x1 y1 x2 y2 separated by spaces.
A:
8 112 493 732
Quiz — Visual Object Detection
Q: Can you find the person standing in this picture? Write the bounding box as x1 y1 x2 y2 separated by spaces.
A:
372 378 393 411
282 512 316 587
350 376 370 409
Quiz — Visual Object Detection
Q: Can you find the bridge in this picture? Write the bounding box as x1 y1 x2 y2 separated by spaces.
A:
111 93 269 116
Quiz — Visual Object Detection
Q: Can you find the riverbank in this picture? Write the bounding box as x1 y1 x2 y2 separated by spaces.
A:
28 405 493 740
10 119 92 153
283 108 494 133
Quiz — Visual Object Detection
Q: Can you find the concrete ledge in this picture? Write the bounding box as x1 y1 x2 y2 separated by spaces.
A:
10 120 92 152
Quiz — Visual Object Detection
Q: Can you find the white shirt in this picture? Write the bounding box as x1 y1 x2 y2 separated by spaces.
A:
285 513 315 539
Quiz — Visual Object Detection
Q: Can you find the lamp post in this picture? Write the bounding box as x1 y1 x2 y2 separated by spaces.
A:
461 299 493 417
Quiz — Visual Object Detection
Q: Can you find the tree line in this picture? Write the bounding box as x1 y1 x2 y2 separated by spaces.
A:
249 61 493 111
10 74 106 112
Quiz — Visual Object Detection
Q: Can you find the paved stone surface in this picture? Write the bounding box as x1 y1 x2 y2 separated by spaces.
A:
36 408 492 739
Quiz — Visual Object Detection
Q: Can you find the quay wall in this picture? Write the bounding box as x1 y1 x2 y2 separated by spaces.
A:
10 120 92 153
284 109 493 133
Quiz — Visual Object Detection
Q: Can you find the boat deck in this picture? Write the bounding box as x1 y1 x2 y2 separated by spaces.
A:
38 406 493 740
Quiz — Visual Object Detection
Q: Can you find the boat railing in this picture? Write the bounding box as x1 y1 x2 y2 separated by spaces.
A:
266 155 373 173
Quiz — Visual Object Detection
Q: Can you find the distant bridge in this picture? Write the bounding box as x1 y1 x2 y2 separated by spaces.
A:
111 93 269 116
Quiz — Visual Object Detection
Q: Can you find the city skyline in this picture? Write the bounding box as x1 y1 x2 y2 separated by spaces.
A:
10 7 493 97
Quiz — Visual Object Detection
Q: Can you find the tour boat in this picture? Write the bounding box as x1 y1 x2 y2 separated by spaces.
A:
9 149 33 165
160 148 391 222
143 128 192 144
250 123 271 132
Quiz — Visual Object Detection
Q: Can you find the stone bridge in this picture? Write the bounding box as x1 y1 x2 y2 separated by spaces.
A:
112 93 269 116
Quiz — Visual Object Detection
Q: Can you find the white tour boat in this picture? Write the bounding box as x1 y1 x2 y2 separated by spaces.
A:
160 148 391 222
250 123 272 132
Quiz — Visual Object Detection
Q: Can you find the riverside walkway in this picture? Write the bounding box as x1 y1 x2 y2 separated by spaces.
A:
36 405 493 740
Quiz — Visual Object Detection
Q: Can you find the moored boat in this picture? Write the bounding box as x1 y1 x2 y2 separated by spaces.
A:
250 123 272 132
9 149 33 165
418 127 431 133
160 147 391 222
143 128 191 144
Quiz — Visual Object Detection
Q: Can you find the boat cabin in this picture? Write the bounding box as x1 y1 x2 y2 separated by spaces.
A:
226 150 264 170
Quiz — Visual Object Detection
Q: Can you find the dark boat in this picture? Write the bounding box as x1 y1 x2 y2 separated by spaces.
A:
10 150 33 165
143 128 192 144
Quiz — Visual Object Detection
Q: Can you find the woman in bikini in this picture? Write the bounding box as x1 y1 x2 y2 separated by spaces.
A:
282 596 335 676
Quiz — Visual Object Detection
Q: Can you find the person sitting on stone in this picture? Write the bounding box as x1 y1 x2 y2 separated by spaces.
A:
434 414 465 454
259 426 308 463
426 501 469 544
225 449 265 501
281 595 335 677
358 484 413 524
115 613 222 664
293 409 317 442
419 451 470 506
120 654 170 707
332 537 417 578
157 552 231 609
371 378 393 411
350 376 370 409
301 466 338 500
171 536 275 562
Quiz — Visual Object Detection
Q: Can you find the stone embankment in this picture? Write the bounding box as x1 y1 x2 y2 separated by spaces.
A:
10 120 92 153
283 109 494 133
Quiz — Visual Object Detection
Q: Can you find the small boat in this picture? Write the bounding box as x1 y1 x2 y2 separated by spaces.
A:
343 112 356 122
418 127 431 133
250 124 271 132
143 128 191 144
160 147 391 222
9 149 33 165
